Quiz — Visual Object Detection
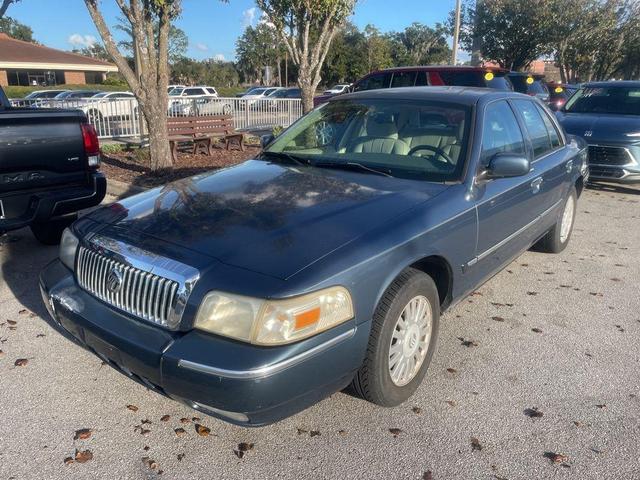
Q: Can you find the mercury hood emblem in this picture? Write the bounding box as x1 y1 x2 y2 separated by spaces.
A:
106 268 124 294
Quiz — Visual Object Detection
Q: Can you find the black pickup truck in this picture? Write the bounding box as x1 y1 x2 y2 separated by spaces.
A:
0 86 106 244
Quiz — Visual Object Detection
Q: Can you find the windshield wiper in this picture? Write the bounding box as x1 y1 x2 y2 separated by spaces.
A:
314 160 393 177
261 150 311 166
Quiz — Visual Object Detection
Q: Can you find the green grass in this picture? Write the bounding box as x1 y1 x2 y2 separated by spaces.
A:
4 84 126 98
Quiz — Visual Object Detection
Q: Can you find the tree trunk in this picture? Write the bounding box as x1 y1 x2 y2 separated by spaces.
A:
144 102 172 171
298 74 315 114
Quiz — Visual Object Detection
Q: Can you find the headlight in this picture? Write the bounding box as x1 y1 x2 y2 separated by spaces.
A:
59 228 79 271
194 286 354 345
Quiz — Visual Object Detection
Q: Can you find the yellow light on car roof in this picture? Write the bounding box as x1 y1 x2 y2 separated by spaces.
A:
526 76 534 85
555 86 564 93
484 72 494 81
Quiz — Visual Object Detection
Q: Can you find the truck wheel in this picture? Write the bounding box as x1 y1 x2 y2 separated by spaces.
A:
352 268 439 407
536 186 577 253
30 214 78 245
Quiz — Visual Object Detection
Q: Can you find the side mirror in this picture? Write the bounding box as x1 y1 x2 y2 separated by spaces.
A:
260 134 275 149
483 153 531 179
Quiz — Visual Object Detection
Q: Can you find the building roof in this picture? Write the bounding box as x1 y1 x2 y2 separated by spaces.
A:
0 33 118 72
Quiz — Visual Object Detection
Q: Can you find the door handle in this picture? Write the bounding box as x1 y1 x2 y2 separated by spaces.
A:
566 160 573 174
531 177 543 193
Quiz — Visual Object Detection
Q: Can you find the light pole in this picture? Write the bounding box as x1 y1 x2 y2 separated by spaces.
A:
452 0 462 65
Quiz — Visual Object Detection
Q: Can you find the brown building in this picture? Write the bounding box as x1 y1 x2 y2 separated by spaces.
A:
0 33 117 87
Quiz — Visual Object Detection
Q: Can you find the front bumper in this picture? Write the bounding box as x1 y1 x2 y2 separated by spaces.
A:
0 172 106 233
587 164 640 184
39 259 367 426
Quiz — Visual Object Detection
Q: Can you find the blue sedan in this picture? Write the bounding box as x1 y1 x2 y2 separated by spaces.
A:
40 87 587 426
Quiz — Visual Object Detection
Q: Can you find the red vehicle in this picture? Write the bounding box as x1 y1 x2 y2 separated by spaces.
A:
314 65 512 107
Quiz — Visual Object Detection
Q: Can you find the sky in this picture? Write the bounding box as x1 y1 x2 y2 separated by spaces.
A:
8 0 458 62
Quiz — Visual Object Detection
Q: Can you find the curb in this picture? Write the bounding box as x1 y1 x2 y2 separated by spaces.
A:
106 178 147 199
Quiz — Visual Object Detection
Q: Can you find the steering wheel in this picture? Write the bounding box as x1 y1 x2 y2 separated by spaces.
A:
408 144 453 164
314 121 334 146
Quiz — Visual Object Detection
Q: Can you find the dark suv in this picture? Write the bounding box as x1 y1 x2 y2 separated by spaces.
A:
507 73 550 103
314 66 512 106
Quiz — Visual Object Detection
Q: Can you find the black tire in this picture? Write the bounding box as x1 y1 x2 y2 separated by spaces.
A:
30 214 77 245
536 186 577 253
351 268 440 407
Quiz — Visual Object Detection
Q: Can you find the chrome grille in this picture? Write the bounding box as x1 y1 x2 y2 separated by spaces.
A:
76 246 180 328
588 146 634 166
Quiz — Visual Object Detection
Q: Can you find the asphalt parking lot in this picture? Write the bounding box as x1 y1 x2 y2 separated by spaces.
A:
0 184 639 480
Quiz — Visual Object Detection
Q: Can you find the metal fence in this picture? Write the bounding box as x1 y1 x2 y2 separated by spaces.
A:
9 96 304 139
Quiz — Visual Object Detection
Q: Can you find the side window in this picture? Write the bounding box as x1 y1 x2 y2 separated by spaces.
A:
390 71 417 88
184 88 204 96
415 71 429 86
512 100 552 158
353 73 391 92
535 103 562 148
481 101 526 165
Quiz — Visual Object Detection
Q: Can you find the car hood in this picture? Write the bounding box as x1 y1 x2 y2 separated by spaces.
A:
88 160 447 280
556 112 640 144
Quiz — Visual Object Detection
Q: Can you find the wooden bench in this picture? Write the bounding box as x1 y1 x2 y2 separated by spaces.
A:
167 115 244 161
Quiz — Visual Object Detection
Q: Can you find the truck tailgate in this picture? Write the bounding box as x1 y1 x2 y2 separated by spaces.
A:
0 108 89 195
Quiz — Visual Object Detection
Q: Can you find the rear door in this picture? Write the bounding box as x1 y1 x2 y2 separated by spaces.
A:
474 100 541 274
511 99 572 235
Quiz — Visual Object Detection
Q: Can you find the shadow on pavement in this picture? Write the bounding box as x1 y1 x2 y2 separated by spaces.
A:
587 181 640 196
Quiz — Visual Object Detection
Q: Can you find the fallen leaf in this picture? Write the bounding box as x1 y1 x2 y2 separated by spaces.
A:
0 350 4 357
143 446 149 451
446 400 457 407
141 419 152 425
174 428 187 437
18 309 29 315
141 456 158 470
140 429 151 436
310 430 321 437
526 291 538 296
338 429 348 436
423 471 433 480
14 358 28 367
531 328 543 333
412 406 422 414
63 457 74 465
195 424 211 437
160 415 170 422
524 408 543 418
610 278 621 282
74 450 93 464
192 416 201 422
180 417 191 424
389 428 402 437
471 437 482 451
457 337 478 347
7 320 16 325
595 404 606 409
126 405 138 412
446 368 457 374
74 429 92 440
544 452 568 464
491 316 505 322
36 333 46 338
296 428 308 435
177 453 185 461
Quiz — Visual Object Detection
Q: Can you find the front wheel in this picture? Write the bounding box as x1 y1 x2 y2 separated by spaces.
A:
30 214 77 245
535 186 577 253
351 268 439 407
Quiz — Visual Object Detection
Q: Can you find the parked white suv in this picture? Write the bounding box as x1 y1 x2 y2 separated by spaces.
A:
168 86 233 116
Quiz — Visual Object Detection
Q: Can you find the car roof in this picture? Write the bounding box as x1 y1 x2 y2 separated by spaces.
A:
333 86 525 106
582 80 640 88
371 65 510 74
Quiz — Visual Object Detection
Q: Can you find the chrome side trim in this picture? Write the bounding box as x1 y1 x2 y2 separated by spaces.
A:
466 198 563 268
177 328 356 379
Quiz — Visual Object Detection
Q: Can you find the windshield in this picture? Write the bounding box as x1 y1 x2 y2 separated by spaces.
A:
92 92 109 98
169 88 184 96
564 86 640 115
265 98 471 182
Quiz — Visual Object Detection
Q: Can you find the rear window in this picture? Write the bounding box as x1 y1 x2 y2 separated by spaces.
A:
509 76 547 95
390 71 417 88
437 71 512 90
353 73 392 92
485 75 513 91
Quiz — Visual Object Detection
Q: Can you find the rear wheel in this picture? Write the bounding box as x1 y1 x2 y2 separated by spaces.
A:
30 214 77 245
536 186 577 253
351 268 439 406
